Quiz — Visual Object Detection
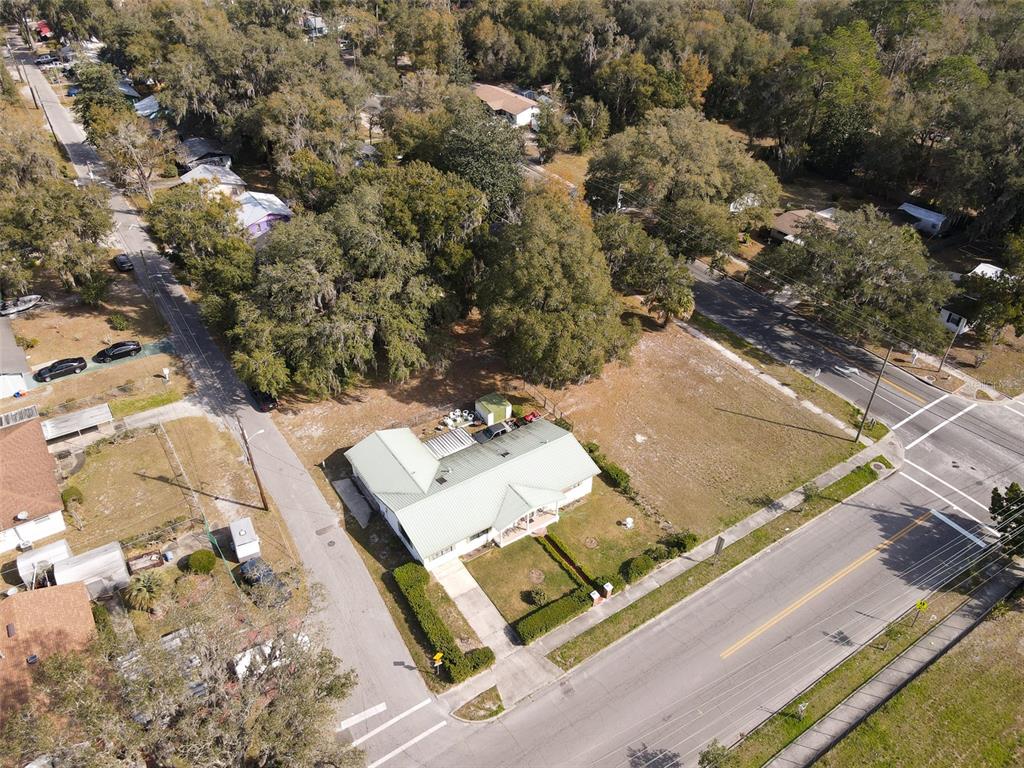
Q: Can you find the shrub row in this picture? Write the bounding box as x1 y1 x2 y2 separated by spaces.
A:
392 563 495 683
661 531 700 558
583 442 633 495
621 530 700 583
514 586 593 645
544 531 600 586
622 554 655 583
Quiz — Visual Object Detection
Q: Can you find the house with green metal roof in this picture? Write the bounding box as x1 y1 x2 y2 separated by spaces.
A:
344 419 600 570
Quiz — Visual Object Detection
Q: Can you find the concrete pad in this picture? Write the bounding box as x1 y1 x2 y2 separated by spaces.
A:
494 649 561 706
332 478 372 528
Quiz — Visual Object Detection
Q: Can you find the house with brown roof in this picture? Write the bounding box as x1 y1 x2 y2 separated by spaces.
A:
769 207 839 245
472 83 540 128
0 417 66 555
0 582 96 723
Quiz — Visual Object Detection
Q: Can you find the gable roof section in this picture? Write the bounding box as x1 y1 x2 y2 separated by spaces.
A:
0 582 95 723
346 428 440 495
0 419 62 524
472 83 538 117
236 191 293 228
180 164 246 188
179 137 229 165
351 420 599 559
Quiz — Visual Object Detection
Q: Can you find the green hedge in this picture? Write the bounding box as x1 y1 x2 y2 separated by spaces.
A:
61 486 84 507
514 586 593 644
186 549 217 574
553 416 574 432
392 563 494 683
622 554 655 583
583 442 633 495
661 531 700 557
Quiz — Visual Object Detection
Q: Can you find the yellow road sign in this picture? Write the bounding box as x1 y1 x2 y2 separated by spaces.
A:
433 652 444 662
916 599 928 612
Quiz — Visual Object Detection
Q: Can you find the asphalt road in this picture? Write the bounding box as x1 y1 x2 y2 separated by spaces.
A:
6 36 448 764
400 272 1023 766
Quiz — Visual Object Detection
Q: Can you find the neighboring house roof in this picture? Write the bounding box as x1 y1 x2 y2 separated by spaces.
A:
40 404 113 441
16 538 72 586
0 582 95 722
179 164 246 189
347 419 600 560
729 192 763 215
179 137 230 166
53 541 129 596
472 83 538 117
771 209 838 238
0 317 31 375
968 263 1004 279
897 202 946 228
0 418 62 525
117 80 141 100
133 93 160 119
235 191 292 229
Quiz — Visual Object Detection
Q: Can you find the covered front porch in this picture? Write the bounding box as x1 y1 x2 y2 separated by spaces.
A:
497 507 560 546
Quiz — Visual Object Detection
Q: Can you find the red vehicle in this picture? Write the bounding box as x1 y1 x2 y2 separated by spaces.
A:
523 411 541 422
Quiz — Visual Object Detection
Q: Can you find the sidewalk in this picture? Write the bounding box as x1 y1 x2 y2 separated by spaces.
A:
764 560 1024 767
440 436 898 715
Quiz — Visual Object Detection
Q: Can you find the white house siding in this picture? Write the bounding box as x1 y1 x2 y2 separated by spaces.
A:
560 477 593 506
509 107 539 127
0 510 67 555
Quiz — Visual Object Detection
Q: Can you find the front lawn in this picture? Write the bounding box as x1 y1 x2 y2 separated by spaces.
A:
551 480 662 577
465 535 579 624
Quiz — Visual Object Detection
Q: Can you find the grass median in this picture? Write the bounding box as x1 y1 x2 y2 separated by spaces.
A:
547 457 891 671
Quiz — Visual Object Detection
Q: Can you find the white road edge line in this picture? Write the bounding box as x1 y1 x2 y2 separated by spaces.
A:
1003 403 1024 419
351 698 432 747
900 472 1000 536
891 393 950 430
904 403 977 450
366 720 447 768
927 508 987 548
338 702 387 732
902 459 990 511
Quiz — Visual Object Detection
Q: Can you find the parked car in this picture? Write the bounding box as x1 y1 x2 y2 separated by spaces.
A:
34 54 57 66
66 84 82 97
0 294 41 316
474 419 515 443
251 389 278 412
238 557 291 607
34 357 87 382
95 340 142 362
113 253 134 272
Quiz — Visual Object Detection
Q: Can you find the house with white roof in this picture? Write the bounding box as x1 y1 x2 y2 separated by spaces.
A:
345 419 600 570
235 191 293 237
897 202 949 236
177 164 247 198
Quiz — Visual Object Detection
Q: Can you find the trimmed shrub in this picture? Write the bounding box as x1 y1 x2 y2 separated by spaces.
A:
662 531 700 557
186 549 217 575
107 312 131 331
392 562 493 684
526 587 548 606
514 586 592 644
553 416 574 432
644 544 671 563
583 442 633 495
596 572 626 593
61 486 84 507
14 335 38 349
511 403 525 418
622 554 655 584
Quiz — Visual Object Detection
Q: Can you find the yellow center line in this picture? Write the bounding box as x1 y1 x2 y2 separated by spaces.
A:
719 511 932 659
879 376 927 405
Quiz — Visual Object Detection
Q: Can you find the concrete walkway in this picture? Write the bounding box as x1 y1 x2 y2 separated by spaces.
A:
433 559 517 659
765 560 1024 767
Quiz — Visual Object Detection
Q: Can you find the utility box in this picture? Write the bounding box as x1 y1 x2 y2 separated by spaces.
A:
229 517 261 563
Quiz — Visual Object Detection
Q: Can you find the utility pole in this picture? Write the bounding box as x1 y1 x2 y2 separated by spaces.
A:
856 344 893 443
238 418 268 511
938 317 967 374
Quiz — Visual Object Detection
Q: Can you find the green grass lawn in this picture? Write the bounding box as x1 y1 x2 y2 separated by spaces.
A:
465 535 579 624
815 585 1024 768
548 459 887 670
453 686 505 721
551 481 662 577
109 388 183 419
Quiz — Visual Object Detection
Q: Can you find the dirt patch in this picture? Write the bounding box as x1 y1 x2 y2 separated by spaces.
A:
528 568 545 584
535 324 857 536
584 537 599 550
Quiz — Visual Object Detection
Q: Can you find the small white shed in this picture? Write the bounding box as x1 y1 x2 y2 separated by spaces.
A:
16 539 72 586
897 203 948 236
475 393 513 426
230 517 261 563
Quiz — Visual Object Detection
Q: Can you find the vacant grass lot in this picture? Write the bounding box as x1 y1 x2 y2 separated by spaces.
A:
465 535 579 624
536 324 859 537
815 587 1024 768
552 480 662 577
949 327 1024 397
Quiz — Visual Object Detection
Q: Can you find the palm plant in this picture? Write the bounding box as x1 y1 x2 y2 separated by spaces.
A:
124 571 164 613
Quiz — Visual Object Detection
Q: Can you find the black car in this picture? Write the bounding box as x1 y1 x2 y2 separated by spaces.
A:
474 420 515 443
251 389 278 412
95 340 142 362
34 357 87 382
113 254 134 272
238 558 291 607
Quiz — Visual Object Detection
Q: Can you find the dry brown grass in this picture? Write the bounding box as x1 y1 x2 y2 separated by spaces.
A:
535 323 858 535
